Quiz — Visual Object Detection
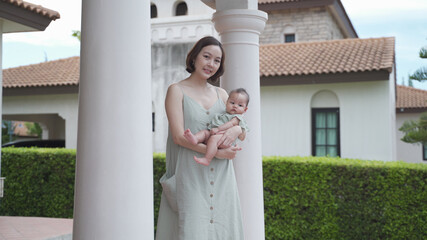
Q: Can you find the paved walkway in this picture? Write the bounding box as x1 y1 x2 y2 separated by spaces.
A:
0 217 72 240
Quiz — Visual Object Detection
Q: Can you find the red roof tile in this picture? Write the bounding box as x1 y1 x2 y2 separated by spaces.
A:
3 37 395 89
4 50 425 110
396 85 427 110
260 37 395 77
2 0 60 20
3 57 79 88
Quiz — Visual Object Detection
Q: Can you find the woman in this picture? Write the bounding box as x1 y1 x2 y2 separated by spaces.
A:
156 36 245 240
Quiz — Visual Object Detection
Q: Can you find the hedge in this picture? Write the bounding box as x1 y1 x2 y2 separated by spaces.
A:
0 148 75 218
1 149 426 239
263 156 427 239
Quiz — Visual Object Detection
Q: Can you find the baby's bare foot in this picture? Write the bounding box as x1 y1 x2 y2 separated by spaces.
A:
194 156 210 166
183 129 198 145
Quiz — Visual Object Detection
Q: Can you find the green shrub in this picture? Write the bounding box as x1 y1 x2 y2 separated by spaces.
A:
0 148 76 218
263 156 427 240
1 149 426 239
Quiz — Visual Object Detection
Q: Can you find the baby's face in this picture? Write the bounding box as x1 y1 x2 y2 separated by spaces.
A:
226 93 248 115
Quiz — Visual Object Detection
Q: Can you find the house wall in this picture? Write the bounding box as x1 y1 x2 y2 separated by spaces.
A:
260 7 345 44
260 80 396 161
396 112 426 163
2 94 78 149
151 43 193 152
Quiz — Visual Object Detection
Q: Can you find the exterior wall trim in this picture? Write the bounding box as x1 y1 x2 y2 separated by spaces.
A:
397 108 427 113
261 70 390 86
3 86 79 96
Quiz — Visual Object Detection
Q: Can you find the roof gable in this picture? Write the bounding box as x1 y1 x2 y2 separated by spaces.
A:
258 0 357 38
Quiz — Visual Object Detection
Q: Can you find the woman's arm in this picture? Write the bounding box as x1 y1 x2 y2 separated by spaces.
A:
166 84 240 159
165 84 205 152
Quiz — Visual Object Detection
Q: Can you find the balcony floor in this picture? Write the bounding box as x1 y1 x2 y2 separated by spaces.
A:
0 216 72 240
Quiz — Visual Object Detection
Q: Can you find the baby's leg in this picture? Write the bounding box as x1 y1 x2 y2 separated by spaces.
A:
194 134 223 166
184 129 210 145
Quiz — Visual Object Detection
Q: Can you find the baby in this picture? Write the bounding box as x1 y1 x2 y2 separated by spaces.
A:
184 88 250 166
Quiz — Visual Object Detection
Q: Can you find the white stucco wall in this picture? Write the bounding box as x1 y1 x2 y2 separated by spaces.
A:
2 94 78 149
151 0 214 18
396 112 426 163
260 80 396 161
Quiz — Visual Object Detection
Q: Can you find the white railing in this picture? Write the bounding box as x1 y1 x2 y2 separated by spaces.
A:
151 15 218 43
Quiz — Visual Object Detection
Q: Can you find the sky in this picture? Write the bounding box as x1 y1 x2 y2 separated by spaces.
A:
2 0 427 89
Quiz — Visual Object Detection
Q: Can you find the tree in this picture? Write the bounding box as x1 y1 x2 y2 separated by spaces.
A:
399 112 427 144
2 120 16 144
72 30 81 41
409 46 427 81
399 44 427 145
25 122 42 139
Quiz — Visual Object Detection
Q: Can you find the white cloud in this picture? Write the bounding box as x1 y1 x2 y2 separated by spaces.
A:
3 0 82 46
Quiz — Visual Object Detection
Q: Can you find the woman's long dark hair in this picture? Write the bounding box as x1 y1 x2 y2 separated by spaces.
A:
185 36 225 84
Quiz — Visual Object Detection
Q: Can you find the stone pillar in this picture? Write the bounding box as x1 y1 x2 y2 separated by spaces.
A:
73 0 153 239
213 9 267 240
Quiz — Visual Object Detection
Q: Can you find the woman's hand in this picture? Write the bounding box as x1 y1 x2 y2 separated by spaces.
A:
218 126 242 148
216 145 242 159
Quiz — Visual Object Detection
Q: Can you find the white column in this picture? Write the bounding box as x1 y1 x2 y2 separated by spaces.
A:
0 20 3 176
73 0 153 239
213 9 268 240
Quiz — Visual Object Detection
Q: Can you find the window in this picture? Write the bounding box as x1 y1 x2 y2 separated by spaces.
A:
312 108 340 157
284 34 295 43
151 4 158 18
175 2 188 16
423 144 427 161
152 112 155 132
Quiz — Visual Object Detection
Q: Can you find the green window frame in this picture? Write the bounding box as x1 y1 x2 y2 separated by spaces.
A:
312 108 340 157
423 144 427 161
284 34 295 43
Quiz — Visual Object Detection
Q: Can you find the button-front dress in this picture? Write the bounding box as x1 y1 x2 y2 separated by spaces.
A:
156 89 244 240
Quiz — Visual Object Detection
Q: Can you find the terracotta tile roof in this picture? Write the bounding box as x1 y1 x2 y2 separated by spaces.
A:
3 57 80 88
3 38 395 88
260 37 395 77
396 85 427 110
4 46 424 110
2 0 60 20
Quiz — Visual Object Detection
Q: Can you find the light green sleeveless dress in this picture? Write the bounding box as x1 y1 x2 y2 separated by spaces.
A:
156 89 244 240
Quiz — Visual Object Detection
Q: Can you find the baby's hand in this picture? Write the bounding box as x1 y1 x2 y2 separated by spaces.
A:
210 128 219 135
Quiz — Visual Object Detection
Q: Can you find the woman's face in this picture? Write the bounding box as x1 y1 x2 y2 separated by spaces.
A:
193 45 222 80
